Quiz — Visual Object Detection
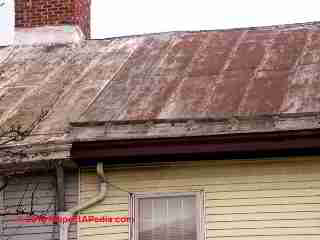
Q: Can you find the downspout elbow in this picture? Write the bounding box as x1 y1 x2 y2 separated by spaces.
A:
59 162 107 240
69 162 107 214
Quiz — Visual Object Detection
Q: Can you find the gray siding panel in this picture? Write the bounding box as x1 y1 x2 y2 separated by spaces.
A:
0 170 78 240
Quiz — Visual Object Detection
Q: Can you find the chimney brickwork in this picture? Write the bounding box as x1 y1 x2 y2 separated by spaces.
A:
74 0 90 39
15 0 90 38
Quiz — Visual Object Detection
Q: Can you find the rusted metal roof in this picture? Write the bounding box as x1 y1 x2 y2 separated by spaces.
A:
1 22 320 145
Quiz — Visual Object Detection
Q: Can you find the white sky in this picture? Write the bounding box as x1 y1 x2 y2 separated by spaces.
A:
1 0 320 43
0 0 14 46
91 0 320 39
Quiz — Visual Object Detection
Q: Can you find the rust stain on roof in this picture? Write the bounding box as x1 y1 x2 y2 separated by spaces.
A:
1 22 320 143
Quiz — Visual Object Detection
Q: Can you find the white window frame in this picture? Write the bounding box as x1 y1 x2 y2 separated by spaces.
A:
129 191 205 240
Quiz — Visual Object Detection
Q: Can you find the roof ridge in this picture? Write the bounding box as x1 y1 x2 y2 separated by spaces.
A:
90 21 320 41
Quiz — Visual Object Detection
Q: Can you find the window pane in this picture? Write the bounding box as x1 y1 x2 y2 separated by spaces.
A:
138 196 197 240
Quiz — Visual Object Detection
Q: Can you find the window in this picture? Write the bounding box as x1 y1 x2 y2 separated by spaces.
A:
130 192 204 240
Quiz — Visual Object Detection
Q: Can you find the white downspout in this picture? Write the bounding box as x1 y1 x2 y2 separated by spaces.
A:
59 162 107 240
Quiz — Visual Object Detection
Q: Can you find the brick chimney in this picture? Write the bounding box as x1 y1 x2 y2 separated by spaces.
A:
14 0 90 38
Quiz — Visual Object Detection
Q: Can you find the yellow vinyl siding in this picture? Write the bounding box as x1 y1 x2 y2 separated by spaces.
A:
79 156 320 240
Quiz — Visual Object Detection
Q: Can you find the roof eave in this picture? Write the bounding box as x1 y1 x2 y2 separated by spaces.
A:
0 141 75 176
72 128 320 166
70 112 320 166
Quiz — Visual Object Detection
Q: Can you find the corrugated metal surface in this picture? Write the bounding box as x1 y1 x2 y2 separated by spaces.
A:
0 22 320 144
0 171 78 240
80 156 320 240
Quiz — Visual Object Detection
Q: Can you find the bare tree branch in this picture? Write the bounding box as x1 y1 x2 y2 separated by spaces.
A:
0 109 50 184
0 109 49 146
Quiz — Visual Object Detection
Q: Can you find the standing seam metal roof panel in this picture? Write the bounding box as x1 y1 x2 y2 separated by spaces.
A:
0 22 320 143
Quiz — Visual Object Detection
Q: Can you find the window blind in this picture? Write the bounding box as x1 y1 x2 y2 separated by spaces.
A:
138 196 197 240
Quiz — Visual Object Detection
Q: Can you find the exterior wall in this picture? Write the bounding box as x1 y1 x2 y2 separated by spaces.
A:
15 0 90 38
0 170 78 240
80 156 320 240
